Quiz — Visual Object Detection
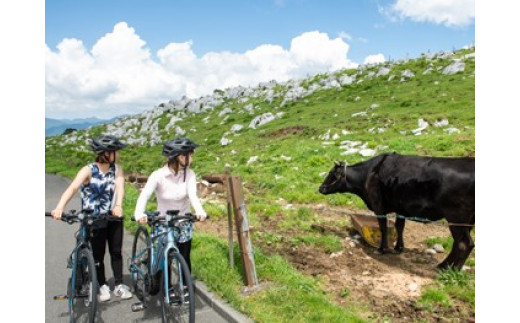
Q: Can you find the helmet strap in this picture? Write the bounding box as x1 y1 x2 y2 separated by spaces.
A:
183 152 189 182
109 151 116 166
97 152 110 164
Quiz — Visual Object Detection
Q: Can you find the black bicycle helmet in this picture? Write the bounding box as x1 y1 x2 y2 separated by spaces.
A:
162 137 199 158
89 135 127 154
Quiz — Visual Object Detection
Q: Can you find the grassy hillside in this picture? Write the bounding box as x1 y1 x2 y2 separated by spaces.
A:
46 47 474 211
45 47 475 322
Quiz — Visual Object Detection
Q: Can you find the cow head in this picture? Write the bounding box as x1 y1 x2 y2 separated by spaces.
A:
319 161 348 194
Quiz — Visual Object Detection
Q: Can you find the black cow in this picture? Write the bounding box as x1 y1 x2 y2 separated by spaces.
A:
318 153 475 270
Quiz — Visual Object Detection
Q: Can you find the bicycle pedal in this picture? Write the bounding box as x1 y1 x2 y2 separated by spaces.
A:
54 295 69 300
131 302 146 312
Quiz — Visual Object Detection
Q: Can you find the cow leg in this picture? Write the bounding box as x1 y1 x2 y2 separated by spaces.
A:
438 226 474 270
394 216 406 253
437 226 461 270
452 227 474 269
377 216 388 254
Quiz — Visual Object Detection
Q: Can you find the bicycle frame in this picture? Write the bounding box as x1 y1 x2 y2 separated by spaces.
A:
150 222 186 305
69 220 93 306
130 216 188 305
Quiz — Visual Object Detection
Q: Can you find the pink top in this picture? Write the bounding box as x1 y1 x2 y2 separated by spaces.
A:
134 165 206 221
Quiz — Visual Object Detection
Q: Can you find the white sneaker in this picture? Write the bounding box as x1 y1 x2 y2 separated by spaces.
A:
98 284 111 302
114 284 133 299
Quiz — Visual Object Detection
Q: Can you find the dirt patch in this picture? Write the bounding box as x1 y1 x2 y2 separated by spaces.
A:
196 203 474 322
266 126 310 138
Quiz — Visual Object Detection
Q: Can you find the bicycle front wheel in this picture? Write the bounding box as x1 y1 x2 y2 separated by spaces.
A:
160 251 195 323
70 247 98 323
131 226 151 301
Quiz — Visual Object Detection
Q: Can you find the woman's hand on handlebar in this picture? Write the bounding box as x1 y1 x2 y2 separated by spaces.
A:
137 216 148 224
51 208 63 220
112 205 123 217
197 214 208 222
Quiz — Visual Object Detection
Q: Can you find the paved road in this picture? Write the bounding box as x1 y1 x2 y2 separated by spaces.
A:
45 173 234 323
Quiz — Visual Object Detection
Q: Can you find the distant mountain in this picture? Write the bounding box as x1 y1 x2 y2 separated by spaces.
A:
45 117 121 136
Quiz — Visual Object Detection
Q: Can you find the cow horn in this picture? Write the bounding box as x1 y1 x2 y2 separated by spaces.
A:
334 161 340 166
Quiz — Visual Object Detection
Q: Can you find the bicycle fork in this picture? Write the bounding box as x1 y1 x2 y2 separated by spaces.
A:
54 251 77 301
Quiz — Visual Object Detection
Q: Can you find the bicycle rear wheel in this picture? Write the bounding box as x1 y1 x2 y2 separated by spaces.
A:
70 248 98 323
160 251 195 323
131 226 151 301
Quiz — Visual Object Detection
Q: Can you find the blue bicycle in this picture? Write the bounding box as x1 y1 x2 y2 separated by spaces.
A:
129 210 199 323
46 209 121 323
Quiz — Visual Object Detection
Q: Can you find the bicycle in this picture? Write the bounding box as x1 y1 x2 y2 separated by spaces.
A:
45 209 122 323
129 210 202 323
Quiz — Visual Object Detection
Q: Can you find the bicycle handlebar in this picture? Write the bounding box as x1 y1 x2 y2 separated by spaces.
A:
131 210 209 224
45 210 122 224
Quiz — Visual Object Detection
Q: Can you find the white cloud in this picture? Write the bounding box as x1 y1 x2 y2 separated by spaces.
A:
46 24 357 118
385 0 475 27
363 54 386 65
338 31 352 41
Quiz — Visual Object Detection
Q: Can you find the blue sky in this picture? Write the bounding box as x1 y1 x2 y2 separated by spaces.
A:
45 0 475 119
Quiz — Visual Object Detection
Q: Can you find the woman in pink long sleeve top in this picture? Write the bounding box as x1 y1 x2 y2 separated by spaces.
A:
134 137 207 274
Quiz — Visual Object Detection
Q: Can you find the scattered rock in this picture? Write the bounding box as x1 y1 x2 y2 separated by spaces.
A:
249 112 284 129
376 67 391 77
400 69 415 81
443 61 465 75
433 244 445 253
230 124 243 132
351 111 367 117
319 129 331 140
445 127 461 134
247 156 258 165
220 137 232 146
359 149 377 157
406 282 418 292
434 119 449 127
218 107 233 117
330 251 344 259
411 118 429 135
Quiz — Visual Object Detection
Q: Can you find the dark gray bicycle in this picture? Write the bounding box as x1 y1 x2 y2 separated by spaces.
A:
46 210 121 323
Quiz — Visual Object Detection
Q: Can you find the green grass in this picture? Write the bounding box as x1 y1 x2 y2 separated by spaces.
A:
418 268 475 314
290 234 344 253
192 233 365 323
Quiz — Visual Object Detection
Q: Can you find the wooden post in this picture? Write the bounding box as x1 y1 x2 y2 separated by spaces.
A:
224 167 234 268
201 172 234 268
229 176 258 287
